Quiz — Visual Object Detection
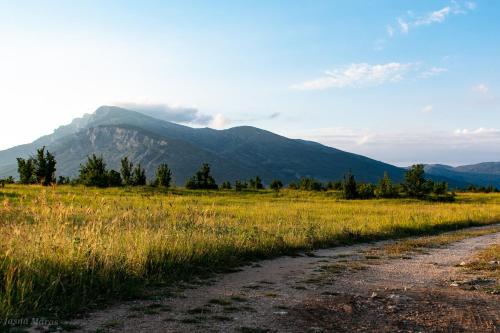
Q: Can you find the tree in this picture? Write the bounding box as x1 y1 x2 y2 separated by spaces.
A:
433 181 448 195
78 154 109 187
357 183 375 199
327 181 343 191
299 178 323 191
234 180 247 191
185 163 218 189
155 163 172 187
221 181 232 189
270 179 283 192
17 157 36 184
376 172 398 198
57 176 71 185
120 157 133 185
5 176 15 184
33 147 56 186
15 147 56 186
107 170 123 187
249 176 264 190
342 171 358 199
402 164 432 198
131 164 146 186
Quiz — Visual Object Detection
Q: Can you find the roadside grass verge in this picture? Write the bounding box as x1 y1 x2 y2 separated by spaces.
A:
0 185 499 319
365 226 500 258
464 244 500 293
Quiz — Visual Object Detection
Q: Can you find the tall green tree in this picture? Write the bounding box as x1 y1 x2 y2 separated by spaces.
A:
120 156 133 185
34 147 56 186
78 154 109 187
107 170 123 187
185 163 218 189
155 163 172 187
131 164 146 186
376 172 398 198
17 157 36 184
342 171 358 199
402 164 432 198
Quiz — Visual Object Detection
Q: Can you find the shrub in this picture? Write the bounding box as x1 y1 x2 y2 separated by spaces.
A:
270 179 283 192
357 183 376 199
299 178 324 191
185 163 218 189
221 181 232 189
57 176 71 185
249 176 264 190
327 181 343 191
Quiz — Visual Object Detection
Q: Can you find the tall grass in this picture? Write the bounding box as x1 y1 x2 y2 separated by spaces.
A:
0 185 499 318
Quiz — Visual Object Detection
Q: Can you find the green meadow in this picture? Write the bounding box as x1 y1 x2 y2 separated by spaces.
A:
1 185 499 318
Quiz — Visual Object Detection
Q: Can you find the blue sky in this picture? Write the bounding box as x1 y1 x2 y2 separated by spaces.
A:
0 0 499 165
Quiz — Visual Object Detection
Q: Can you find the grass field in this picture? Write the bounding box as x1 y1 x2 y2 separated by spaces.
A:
1 185 499 319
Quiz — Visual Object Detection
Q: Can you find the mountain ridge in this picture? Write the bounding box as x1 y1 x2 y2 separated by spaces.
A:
0 105 498 187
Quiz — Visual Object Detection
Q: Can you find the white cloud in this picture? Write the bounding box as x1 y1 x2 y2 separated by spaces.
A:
421 105 433 113
211 114 229 129
397 18 409 34
292 62 414 90
386 25 395 37
473 83 489 94
419 67 448 79
415 7 453 26
292 63 444 91
454 127 499 136
389 1 475 36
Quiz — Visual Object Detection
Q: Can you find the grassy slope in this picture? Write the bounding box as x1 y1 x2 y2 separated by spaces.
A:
0 185 499 318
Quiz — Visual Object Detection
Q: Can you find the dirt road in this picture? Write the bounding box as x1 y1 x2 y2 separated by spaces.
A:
68 228 499 333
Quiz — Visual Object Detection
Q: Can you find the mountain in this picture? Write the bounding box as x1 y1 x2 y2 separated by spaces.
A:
424 163 500 188
454 162 500 175
0 106 407 185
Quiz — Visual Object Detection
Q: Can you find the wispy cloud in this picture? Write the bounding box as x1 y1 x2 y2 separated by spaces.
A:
292 62 445 91
292 63 413 90
473 83 489 94
389 1 476 36
419 67 448 79
421 105 433 113
454 127 499 136
397 18 409 34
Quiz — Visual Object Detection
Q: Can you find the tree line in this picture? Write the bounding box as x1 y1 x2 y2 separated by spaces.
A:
6 147 498 198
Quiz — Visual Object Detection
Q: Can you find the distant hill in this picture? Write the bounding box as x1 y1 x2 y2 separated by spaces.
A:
424 163 500 188
454 162 500 175
0 106 406 185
